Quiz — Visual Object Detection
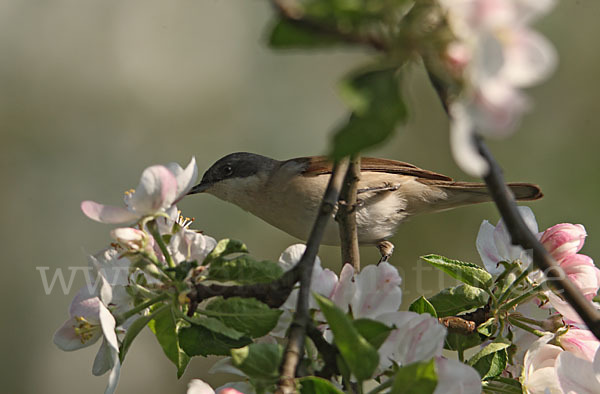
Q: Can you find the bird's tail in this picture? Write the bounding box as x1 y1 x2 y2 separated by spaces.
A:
420 181 543 214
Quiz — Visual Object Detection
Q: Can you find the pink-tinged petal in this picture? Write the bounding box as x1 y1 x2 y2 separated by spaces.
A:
522 334 562 394
331 264 355 310
219 389 245 394
449 102 490 177
129 165 178 215
53 316 101 351
476 220 503 274
69 292 101 321
501 28 557 88
310 267 338 309
377 312 445 368
541 223 586 262
560 328 600 362
187 379 216 394
560 255 600 299
556 351 600 394
351 263 402 319
215 383 254 394
81 200 139 224
545 291 584 325
110 227 148 251
433 357 482 394
167 157 198 201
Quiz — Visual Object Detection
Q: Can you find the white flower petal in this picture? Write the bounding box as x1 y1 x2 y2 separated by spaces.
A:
556 351 600 394
501 29 557 87
434 357 482 394
449 102 489 177
351 263 402 319
81 200 139 224
53 316 101 351
129 165 178 215
187 379 216 394
167 157 198 201
476 220 503 274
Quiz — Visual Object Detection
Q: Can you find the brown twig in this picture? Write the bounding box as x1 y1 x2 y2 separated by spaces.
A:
276 159 350 394
306 323 339 379
439 304 490 335
336 154 361 271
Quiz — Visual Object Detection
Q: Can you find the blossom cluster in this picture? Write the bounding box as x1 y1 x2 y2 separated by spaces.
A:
54 158 218 394
476 207 600 392
438 0 557 176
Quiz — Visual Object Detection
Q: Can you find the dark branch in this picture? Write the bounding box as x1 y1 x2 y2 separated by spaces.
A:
276 159 349 394
336 155 361 271
306 323 339 379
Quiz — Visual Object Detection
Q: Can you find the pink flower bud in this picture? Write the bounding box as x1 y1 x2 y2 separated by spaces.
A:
110 227 149 251
560 254 600 300
560 328 600 362
540 223 586 261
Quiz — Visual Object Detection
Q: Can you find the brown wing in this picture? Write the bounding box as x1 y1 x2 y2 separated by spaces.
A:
289 156 453 181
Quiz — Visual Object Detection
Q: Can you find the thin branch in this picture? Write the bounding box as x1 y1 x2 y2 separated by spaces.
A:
336 154 361 271
276 159 350 394
306 323 339 379
475 137 600 339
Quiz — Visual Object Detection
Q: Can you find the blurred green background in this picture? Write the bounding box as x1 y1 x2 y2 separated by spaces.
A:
2 1 599 393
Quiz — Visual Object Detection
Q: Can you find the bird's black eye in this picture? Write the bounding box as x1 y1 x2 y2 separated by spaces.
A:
222 164 233 177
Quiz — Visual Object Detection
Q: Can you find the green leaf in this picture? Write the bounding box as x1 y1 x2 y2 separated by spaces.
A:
353 318 393 350
179 324 252 357
165 260 197 281
148 306 190 378
391 359 438 394
231 343 282 389
204 238 248 264
477 317 497 338
468 338 511 380
428 284 489 317
443 331 483 351
184 314 245 340
207 256 283 284
119 305 167 363
482 376 522 393
201 297 283 338
330 67 407 160
421 255 493 290
409 296 438 317
269 19 343 49
298 376 345 394
314 293 379 382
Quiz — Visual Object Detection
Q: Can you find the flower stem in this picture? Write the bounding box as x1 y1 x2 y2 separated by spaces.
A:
116 292 170 325
147 219 176 268
497 263 532 305
507 316 546 337
509 314 546 329
499 283 545 312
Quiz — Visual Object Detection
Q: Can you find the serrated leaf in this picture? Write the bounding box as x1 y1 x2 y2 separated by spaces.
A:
207 256 283 284
314 293 379 382
428 284 488 317
391 359 438 394
269 19 343 49
468 338 511 380
298 377 345 394
421 254 493 290
185 315 245 340
148 306 190 378
200 297 283 338
119 305 168 363
353 318 393 350
179 325 252 357
204 239 248 265
330 67 407 160
231 343 282 386
409 296 437 317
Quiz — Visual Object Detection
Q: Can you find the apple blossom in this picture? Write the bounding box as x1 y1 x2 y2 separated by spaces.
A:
81 157 197 224
350 262 402 319
53 287 121 394
476 206 538 275
439 0 557 176
556 351 600 394
540 223 587 262
377 311 446 369
559 328 600 362
168 226 217 265
187 379 247 394
433 357 482 394
110 227 152 253
559 254 600 300
521 335 562 394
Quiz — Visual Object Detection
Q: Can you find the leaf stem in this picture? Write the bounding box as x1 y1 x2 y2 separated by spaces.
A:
116 292 170 325
499 283 545 312
507 317 546 337
496 263 532 305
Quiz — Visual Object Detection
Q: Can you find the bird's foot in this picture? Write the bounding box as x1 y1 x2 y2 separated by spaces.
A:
377 240 395 264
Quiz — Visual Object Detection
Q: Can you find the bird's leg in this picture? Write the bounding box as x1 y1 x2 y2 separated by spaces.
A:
377 240 395 264
357 182 400 194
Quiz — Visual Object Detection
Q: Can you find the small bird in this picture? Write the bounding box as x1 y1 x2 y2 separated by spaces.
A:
188 152 542 259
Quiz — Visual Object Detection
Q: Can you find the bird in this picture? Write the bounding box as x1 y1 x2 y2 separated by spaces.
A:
188 152 542 260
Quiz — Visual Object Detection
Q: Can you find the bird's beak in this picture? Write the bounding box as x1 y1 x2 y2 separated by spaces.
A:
188 181 211 195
